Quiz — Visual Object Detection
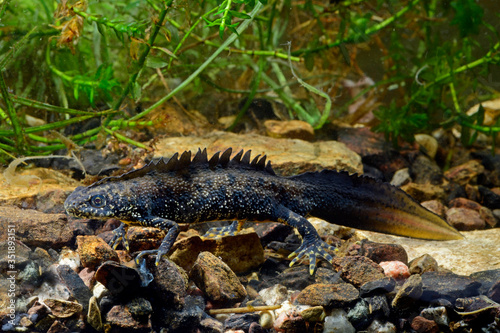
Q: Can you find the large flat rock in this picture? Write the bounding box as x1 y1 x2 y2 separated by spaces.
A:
153 132 363 175
356 228 500 276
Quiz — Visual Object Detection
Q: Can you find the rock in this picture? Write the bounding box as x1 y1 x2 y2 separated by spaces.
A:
170 230 265 274
400 183 446 202
469 269 500 296
78 268 95 289
379 261 410 280
348 240 408 265
408 254 439 275
55 265 92 312
273 306 307 333
153 132 363 176
356 228 500 276
295 283 359 307
359 277 396 297
189 251 246 307
420 306 449 327
347 299 371 330
366 319 396 333
332 256 385 287
444 160 485 186
390 168 411 187
446 207 485 231
0 240 31 273
415 134 438 159
43 298 83 318
391 274 423 310
421 200 446 217
148 257 188 307
105 304 152 333
411 316 439 333
264 120 315 141
410 155 443 184
323 308 355 333
455 295 500 315
260 266 341 291
32 247 57 270
478 185 500 209
449 197 482 210
488 280 500 303
127 297 153 320
87 296 102 331
479 206 498 227
95 261 143 296
199 316 224 333
0 206 73 248
364 295 390 318
225 313 261 332
258 284 289 306
300 306 325 322
58 248 80 271
421 271 481 302
126 226 165 252
77 235 119 270
46 320 70 333
155 295 205 332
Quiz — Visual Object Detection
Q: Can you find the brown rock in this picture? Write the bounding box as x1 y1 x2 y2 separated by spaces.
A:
408 254 439 275
332 256 385 287
126 226 165 252
295 283 359 307
87 296 102 331
411 316 439 333
149 257 189 307
0 206 73 248
400 183 446 202
189 251 246 306
264 120 315 141
449 197 482 211
391 274 423 310
349 240 408 265
273 307 307 332
446 207 485 231
444 160 485 186
421 200 446 217
479 206 498 227
170 230 265 273
46 320 70 333
105 304 152 333
77 235 119 270
78 267 95 289
43 298 83 318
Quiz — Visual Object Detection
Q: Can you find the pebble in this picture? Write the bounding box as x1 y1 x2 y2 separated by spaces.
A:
455 295 500 315
400 183 446 202
391 274 423 311
258 284 289 306
148 256 189 307
411 316 439 333
410 154 443 184
379 261 410 280
226 313 261 332
76 235 119 270
359 277 396 297
105 303 152 332
414 134 438 159
446 207 485 230
0 240 31 272
332 255 386 287
94 260 143 296
323 308 355 333
125 226 165 252
444 160 485 186
46 320 70 333
347 299 371 330
58 248 80 270
300 306 325 322
273 306 306 332
55 265 92 312
366 319 396 333
43 298 83 318
420 200 446 217
78 267 95 289
408 254 439 275
420 306 449 327
365 294 390 317
390 168 411 187
295 283 359 307
348 240 408 264
86 296 102 331
189 251 247 306
421 271 481 302
264 119 315 141
169 230 265 273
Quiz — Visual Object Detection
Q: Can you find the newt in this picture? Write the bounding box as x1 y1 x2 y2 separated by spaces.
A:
64 148 463 274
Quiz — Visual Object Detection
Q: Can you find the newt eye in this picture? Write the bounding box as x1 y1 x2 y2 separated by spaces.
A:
90 194 106 208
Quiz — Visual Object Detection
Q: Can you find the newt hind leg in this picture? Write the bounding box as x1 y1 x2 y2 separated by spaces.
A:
274 205 337 274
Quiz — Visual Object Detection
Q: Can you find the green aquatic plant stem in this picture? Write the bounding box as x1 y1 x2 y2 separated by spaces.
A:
102 127 148 149
111 5 170 113
0 73 24 151
291 0 421 56
72 7 143 35
129 1 264 121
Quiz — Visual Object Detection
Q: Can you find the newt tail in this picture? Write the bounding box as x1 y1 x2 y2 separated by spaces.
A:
64 148 462 275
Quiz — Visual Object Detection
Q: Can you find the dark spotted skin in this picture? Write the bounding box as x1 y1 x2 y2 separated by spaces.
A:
64 148 462 274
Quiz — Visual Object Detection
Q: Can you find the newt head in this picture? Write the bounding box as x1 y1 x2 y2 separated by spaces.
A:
64 182 136 220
